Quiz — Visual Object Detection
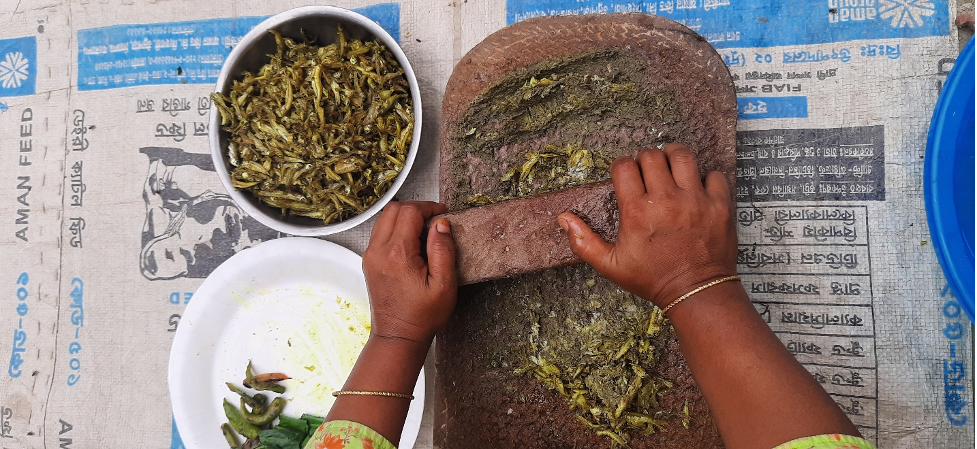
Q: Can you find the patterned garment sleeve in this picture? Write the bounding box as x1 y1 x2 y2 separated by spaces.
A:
773 434 876 449
302 420 397 449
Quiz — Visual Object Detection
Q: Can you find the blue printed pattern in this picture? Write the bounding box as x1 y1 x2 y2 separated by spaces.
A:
506 0 949 49
940 292 970 426
76 3 400 91
170 415 185 449
0 36 37 97
737 96 808 120
9 273 29 378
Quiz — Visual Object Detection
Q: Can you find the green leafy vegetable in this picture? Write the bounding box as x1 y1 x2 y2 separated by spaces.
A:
256 427 305 449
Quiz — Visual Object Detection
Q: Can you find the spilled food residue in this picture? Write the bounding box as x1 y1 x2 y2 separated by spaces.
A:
278 291 371 413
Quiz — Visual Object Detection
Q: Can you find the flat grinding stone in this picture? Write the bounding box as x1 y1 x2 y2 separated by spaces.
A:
440 181 616 285
436 13 736 448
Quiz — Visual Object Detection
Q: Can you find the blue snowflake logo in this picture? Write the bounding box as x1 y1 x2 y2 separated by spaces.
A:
879 0 937 28
0 51 29 89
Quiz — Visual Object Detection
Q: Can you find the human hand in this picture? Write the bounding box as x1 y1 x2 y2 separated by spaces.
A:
558 144 738 309
362 201 458 345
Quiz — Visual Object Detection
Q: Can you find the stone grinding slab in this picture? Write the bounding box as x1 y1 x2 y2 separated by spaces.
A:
435 13 736 448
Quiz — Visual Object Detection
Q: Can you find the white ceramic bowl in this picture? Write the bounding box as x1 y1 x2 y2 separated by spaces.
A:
210 6 421 236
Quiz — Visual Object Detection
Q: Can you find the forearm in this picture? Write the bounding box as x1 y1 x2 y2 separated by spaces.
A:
326 335 429 446
669 281 859 448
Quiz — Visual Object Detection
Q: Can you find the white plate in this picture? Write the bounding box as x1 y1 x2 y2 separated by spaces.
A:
169 237 424 448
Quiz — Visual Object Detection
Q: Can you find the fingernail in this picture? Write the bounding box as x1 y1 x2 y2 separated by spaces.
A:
435 219 450 234
558 217 569 232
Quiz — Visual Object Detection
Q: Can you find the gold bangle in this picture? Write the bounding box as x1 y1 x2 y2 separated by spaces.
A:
660 275 740 315
332 390 415 400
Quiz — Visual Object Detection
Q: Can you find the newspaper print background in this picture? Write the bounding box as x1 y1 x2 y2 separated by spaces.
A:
0 0 972 447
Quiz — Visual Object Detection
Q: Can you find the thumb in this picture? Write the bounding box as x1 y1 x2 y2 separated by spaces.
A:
558 212 614 271
426 218 458 289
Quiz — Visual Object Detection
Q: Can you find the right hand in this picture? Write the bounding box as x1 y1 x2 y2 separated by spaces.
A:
558 144 738 309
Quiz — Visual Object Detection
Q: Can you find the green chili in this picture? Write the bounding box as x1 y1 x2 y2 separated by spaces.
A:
223 399 260 439
242 397 286 426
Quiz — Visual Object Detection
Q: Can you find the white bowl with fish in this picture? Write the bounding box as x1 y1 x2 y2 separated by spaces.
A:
209 6 421 236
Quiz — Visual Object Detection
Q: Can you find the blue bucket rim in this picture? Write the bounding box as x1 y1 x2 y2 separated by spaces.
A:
924 37 975 321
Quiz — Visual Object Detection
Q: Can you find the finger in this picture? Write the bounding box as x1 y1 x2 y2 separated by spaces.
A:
636 149 675 193
662 143 703 191
558 212 614 272
610 157 647 206
391 203 428 256
704 171 731 201
426 218 458 290
396 201 447 218
388 201 447 242
370 202 402 243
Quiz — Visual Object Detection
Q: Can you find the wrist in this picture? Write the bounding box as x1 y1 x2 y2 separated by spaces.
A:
338 334 430 395
329 332 431 443
366 333 433 358
665 280 751 325
371 312 440 345
648 268 739 308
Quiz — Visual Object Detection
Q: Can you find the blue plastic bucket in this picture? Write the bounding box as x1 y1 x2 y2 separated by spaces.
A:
924 37 975 321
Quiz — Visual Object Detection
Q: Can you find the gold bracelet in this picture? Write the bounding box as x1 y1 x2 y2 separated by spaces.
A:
332 390 415 400
660 275 740 315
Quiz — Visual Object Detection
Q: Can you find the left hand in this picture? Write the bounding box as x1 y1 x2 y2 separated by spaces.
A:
362 201 458 344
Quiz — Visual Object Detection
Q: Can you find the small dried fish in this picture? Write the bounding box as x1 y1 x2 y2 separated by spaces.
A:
682 399 691 429
517 304 679 447
212 27 413 223
467 144 611 206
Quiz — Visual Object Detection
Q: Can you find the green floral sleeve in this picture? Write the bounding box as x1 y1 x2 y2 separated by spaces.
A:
773 434 876 449
301 421 873 449
302 420 397 449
